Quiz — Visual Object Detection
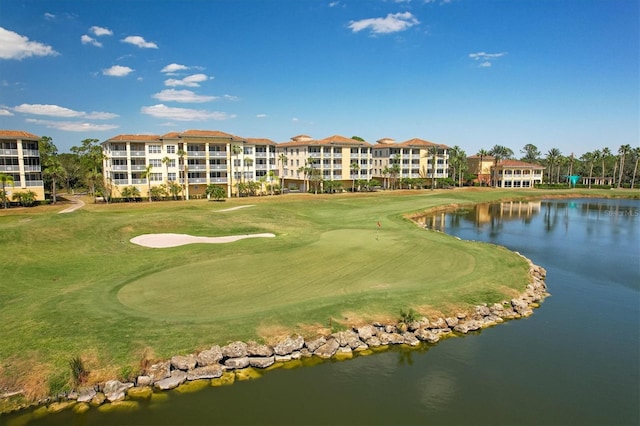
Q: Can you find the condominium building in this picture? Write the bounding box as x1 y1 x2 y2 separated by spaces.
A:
372 138 450 186
491 159 545 188
276 135 373 191
466 154 495 186
102 130 277 199
0 130 45 201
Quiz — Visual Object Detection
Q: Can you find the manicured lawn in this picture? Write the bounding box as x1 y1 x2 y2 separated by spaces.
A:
0 187 634 400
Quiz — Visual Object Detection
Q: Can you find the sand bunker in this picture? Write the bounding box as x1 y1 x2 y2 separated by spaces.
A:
130 233 275 248
215 205 255 212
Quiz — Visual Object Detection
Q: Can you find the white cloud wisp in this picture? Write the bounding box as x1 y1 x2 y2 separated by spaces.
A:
0 27 58 60
348 12 419 35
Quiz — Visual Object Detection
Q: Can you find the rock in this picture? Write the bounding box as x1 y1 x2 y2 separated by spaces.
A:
305 336 327 352
224 357 250 370
197 345 223 366
414 329 440 343
314 338 340 359
511 298 530 314
383 324 397 334
290 351 302 360
146 361 170 383
273 335 305 356
103 380 133 402
402 332 420 346
332 330 363 349
76 387 96 403
136 376 152 387
408 321 422 331
187 365 224 380
429 318 447 329
246 341 274 357
365 336 382 347
445 317 459 328
171 354 197 371
356 325 376 341
154 371 187 390
275 354 292 362
454 320 483 334
475 305 491 317
378 332 405 345
126 387 153 399
221 341 248 359
456 312 467 320
249 356 275 369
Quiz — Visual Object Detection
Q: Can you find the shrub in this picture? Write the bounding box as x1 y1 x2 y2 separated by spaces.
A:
68 356 88 387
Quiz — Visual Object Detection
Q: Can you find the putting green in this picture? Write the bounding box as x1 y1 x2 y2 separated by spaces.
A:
117 228 512 322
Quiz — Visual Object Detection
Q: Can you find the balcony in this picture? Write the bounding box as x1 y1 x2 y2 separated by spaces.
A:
255 152 268 158
114 179 129 185
131 165 146 171
209 177 228 184
308 152 321 158
25 180 44 187
188 164 207 171
0 149 18 156
0 165 19 172
188 178 207 184
21 149 40 157
208 151 227 158
112 165 128 171
110 150 127 157
130 151 146 157
131 179 146 185
24 165 41 172
187 150 206 157
209 164 227 170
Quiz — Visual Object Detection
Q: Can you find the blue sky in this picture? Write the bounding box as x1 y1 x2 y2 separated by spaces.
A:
0 0 638 156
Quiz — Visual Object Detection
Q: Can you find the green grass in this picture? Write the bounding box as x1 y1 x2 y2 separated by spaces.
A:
0 187 636 400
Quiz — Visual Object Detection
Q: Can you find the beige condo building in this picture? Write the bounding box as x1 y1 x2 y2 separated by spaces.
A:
0 130 45 201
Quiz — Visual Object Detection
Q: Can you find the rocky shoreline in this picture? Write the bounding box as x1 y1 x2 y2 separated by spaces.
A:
6 254 548 416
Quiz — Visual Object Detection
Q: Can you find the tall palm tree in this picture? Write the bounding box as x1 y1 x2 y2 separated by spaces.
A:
0 173 15 209
631 147 640 189
580 152 595 189
381 166 390 189
617 144 631 188
350 161 360 192
232 144 243 197
244 157 254 184
267 170 276 195
448 146 461 186
278 153 288 194
601 147 612 186
141 164 153 202
43 159 66 204
546 148 561 184
177 148 187 200
476 148 489 186
162 156 171 182
428 145 439 190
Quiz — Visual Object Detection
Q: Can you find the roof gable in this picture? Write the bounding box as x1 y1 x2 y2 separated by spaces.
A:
0 130 40 140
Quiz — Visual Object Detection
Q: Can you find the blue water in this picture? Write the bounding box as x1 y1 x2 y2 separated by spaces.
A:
7 198 639 426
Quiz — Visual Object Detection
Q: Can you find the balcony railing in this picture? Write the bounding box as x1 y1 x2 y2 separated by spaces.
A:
209 177 228 184
187 151 206 157
188 164 207 171
131 165 146 171
112 165 128 171
208 151 227 158
0 165 19 172
209 164 227 170
24 165 41 172
130 151 146 157
188 178 207 184
0 149 19 156
114 179 129 185
110 150 127 157
131 179 146 185
25 180 44 187
22 150 40 157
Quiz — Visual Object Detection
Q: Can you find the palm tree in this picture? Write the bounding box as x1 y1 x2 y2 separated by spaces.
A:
177 148 187 200
141 164 153 202
267 170 276 195
580 152 595 189
546 148 561 184
476 148 489 186
617 144 631 188
43 159 66 204
601 147 612 185
350 161 360 192
381 166 390 189
162 156 171 182
278 153 288 194
244 157 254 184
0 173 15 209
232 144 243 197
427 145 439 190
631 147 640 189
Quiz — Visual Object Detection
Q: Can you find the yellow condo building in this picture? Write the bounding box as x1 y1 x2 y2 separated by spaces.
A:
0 130 45 202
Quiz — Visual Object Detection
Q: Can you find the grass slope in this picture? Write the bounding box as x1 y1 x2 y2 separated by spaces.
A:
0 187 634 400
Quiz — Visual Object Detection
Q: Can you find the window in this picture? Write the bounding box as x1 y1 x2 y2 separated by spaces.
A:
149 159 162 167
166 145 176 154
150 173 163 182
148 145 161 154
168 173 176 181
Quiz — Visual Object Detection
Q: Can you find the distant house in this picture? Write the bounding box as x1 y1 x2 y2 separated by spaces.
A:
491 159 545 188
0 130 45 201
466 155 495 186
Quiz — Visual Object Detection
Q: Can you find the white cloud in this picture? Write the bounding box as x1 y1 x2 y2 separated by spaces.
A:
256 114 267 118
103 65 134 77
90 26 112 37
152 89 216 103
164 73 211 87
81 34 102 47
25 118 119 132
348 12 419 35
121 35 158 49
44 13 56 20
0 109 13 116
329 1 340 6
161 63 189 73
469 52 507 67
0 27 59 60
223 94 240 101
141 104 235 121
13 103 118 119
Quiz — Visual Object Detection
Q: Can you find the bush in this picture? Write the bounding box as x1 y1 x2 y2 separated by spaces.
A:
68 356 88 387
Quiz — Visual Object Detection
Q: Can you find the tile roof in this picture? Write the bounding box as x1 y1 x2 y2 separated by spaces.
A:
398 138 450 149
245 137 276 145
279 135 372 147
497 159 545 169
467 155 496 160
180 129 240 139
0 130 40 140
105 134 160 142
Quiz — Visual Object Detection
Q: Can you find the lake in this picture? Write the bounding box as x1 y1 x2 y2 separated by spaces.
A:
6 197 639 426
